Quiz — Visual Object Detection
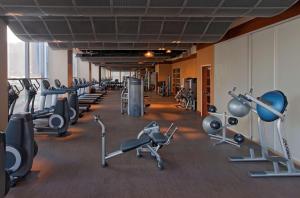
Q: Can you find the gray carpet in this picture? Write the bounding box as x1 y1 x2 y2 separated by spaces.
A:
6 91 300 198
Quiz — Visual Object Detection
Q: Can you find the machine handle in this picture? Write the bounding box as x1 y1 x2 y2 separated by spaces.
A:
94 114 106 135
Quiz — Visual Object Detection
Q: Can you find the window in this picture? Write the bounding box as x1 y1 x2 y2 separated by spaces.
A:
101 67 110 80
29 42 48 78
8 28 49 113
120 71 130 82
111 71 120 82
7 27 26 78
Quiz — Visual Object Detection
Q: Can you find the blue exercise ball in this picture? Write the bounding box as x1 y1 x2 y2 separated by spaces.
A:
256 90 288 122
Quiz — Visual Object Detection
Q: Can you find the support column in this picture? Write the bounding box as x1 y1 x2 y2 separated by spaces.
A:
98 66 102 83
89 62 92 82
25 42 29 78
67 49 73 87
0 19 8 197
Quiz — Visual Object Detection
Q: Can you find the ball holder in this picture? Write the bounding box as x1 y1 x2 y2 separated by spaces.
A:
202 108 242 147
228 88 300 177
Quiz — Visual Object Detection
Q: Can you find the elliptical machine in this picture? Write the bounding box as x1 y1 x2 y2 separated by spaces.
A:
53 79 80 124
4 81 38 187
21 78 70 136
1 133 10 196
5 113 37 185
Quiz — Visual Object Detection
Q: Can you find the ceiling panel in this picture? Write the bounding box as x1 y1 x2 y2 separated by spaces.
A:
140 21 162 34
22 20 48 34
184 22 208 34
186 0 222 7
76 8 111 16
46 20 71 34
162 21 185 34
146 8 180 16
37 0 73 6
113 0 147 7
1 0 298 57
74 34 95 41
205 22 232 34
181 8 215 16
114 8 146 15
40 7 77 15
1 0 36 6
215 8 249 16
8 21 26 34
150 0 185 7
75 0 110 6
222 0 259 7
94 20 115 33
258 0 296 7
247 8 285 16
69 20 93 34
117 20 139 34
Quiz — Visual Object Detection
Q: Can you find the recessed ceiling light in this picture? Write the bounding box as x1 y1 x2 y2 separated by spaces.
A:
5 12 23 16
158 47 165 51
144 51 154 58
52 40 63 43
166 49 172 53
172 40 181 44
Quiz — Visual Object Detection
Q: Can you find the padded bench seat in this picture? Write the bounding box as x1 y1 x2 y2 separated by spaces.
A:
120 135 151 152
149 133 168 144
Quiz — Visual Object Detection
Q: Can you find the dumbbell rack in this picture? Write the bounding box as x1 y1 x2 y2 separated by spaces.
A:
209 112 241 148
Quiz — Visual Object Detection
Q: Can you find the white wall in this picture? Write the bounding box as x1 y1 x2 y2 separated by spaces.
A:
91 64 99 81
47 48 68 85
214 16 300 161
76 58 89 80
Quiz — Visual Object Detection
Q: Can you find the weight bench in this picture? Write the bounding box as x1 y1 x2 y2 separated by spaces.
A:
136 122 178 169
94 115 178 170
120 136 151 152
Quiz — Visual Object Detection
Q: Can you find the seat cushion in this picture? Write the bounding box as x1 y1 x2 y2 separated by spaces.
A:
120 135 151 152
149 133 168 144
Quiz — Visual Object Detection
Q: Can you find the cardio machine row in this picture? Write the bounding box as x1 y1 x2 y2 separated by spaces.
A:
3 77 107 196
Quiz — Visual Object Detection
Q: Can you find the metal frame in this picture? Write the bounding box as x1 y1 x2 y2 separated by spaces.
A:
228 88 300 177
208 112 241 148
94 115 177 169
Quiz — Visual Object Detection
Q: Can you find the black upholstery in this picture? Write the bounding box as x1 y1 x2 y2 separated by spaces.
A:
120 135 151 152
149 133 168 144
6 113 35 177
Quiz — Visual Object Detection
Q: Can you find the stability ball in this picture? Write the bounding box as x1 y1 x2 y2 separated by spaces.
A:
202 115 222 135
256 90 288 122
227 97 251 117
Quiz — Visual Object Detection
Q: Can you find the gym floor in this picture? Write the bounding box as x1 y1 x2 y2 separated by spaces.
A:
7 91 300 198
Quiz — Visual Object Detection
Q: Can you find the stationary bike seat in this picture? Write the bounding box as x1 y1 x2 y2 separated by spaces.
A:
120 135 151 152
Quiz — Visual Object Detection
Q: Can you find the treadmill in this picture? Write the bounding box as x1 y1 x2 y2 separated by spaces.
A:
77 78 101 100
54 79 88 115
82 78 104 98
73 79 98 104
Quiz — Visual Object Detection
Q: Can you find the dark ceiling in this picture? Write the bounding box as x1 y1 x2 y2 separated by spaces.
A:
0 0 298 69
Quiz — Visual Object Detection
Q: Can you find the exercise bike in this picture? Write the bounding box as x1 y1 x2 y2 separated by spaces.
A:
94 115 178 170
